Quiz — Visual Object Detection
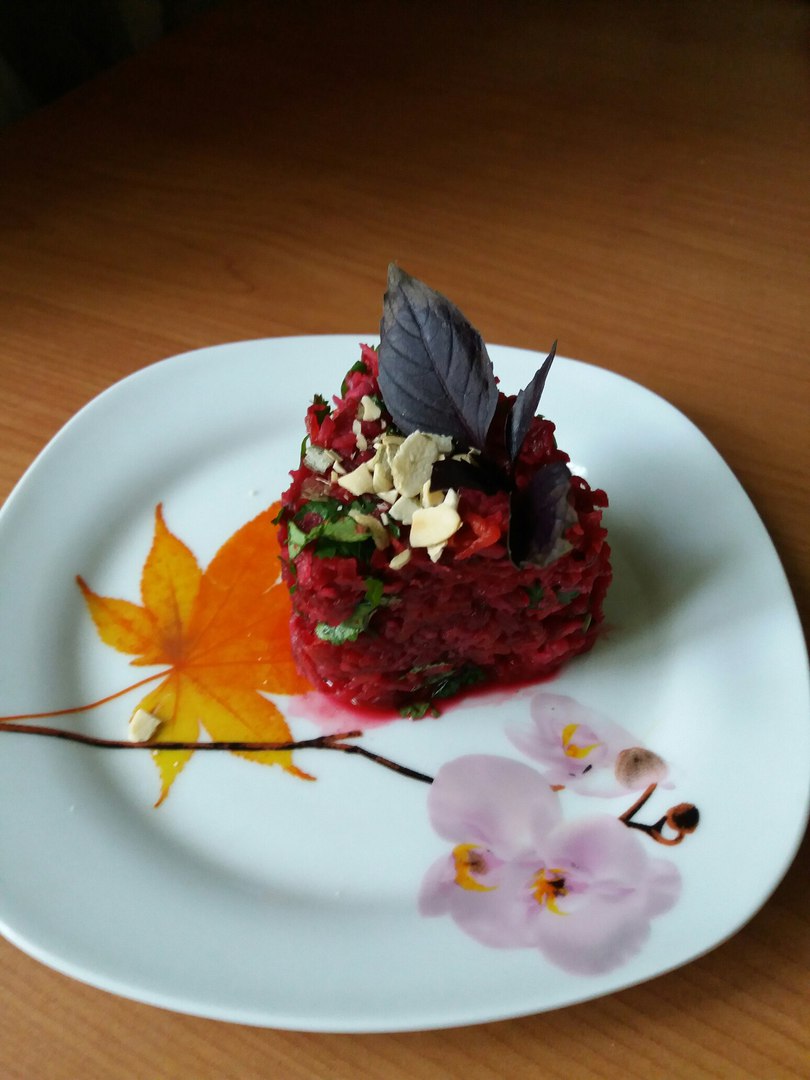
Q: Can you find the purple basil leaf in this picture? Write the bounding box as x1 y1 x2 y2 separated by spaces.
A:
378 264 498 448
508 460 573 566
431 456 506 495
505 341 557 461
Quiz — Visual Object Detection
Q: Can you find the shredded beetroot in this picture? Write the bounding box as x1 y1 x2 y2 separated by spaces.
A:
278 345 611 713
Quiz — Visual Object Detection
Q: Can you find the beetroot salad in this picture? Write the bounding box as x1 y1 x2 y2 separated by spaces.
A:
277 267 611 715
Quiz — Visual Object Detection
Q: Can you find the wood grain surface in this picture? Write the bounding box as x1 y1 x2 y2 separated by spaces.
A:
0 1 808 1076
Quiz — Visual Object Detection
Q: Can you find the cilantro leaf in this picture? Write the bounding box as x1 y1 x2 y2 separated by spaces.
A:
525 583 545 608
400 664 485 719
288 500 377 561
314 578 387 645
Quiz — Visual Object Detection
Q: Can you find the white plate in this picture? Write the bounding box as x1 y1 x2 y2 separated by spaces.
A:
0 336 807 1032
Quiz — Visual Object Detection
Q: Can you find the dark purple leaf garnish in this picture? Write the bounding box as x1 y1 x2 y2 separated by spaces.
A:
505 341 557 461
482 393 513 474
378 265 498 449
508 461 574 566
430 456 506 496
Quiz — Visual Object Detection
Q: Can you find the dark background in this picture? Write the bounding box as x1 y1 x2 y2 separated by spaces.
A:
0 0 224 125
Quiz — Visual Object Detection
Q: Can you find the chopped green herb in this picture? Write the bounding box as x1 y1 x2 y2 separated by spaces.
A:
289 500 377 561
364 577 384 608
314 618 368 645
525 583 545 609
555 589 580 605
400 701 440 720
321 517 369 543
425 664 486 701
408 662 452 676
400 664 485 719
314 578 387 645
314 539 370 559
296 498 339 521
287 520 309 560
352 495 381 516
340 359 369 396
308 393 332 432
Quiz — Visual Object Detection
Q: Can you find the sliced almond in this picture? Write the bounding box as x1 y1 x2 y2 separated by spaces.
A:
372 458 393 493
427 543 447 563
378 487 399 505
452 448 480 464
443 487 459 511
304 445 341 475
129 707 161 743
359 395 382 421
389 549 412 570
420 480 444 508
348 509 390 550
351 419 369 452
337 463 375 496
388 495 420 525
390 432 442 498
380 441 399 475
409 503 462 548
432 434 454 455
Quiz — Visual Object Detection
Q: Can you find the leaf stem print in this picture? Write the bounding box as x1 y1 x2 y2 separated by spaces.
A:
0 712 695 840
0 721 434 785
0 671 171 723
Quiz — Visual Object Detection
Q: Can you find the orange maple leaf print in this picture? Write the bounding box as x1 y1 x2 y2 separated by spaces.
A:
77 502 313 805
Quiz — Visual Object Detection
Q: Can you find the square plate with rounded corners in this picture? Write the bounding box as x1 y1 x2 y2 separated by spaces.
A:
0 336 807 1031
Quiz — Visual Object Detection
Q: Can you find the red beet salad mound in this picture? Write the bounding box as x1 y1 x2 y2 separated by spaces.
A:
278 266 611 716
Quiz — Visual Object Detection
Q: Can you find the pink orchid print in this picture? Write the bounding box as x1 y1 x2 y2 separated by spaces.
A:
506 692 671 797
419 755 681 975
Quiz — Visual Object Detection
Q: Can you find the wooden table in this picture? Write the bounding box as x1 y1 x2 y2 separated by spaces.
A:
1 1 808 1075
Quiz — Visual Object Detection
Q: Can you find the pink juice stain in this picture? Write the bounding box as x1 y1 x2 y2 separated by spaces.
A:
285 691 399 734
287 669 560 735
